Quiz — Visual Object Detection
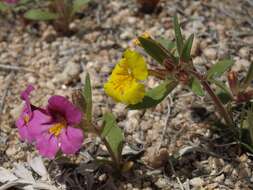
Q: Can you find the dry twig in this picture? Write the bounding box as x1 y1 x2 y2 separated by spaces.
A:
0 72 15 114
0 64 34 73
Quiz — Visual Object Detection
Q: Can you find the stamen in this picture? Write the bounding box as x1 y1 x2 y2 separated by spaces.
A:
49 123 65 137
23 115 30 124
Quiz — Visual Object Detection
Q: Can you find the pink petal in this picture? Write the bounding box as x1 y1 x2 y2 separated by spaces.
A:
16 109 33 143
16 114 25 129
36 133 59 159
47 96 82 125
20 85 34 116
17 124 33 143
21 85 34 101
59 127 84 155
28 110 52 138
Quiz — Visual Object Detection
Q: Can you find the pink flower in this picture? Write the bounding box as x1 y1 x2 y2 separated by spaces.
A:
16 86 84 159
16 85 50 143
3 0 19 4
29 96 84 159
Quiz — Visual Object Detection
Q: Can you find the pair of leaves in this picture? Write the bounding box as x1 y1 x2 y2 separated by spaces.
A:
173 15 194 62
24 0 89 21
138 16 194 67
128 80 178 110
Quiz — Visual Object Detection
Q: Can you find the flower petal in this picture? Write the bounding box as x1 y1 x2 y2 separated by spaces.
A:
47 96 82 125
16 114 25 129
28 110 52 138
59 127 83 155
124 49 148 81
104 81 122 102
16 108 33 142
20 85 34 101
17 124 33 143
20 85 35 116
36 134 59 159
122 79 145 105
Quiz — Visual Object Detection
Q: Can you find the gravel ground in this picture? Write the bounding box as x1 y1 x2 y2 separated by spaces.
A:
0 0 253 189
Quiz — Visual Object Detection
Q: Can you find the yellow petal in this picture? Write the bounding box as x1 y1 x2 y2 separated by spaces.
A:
124 49 148 81
104 49 148 105
104 76 145 105
122 80 145 105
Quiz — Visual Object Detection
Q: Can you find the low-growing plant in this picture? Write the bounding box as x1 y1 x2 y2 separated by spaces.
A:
15 15 253 179
0 0 90 35
104 16 253 153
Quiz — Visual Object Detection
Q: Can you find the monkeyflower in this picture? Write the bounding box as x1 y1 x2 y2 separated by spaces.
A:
16 86 84 159
31 96 84 158
104 49 148 105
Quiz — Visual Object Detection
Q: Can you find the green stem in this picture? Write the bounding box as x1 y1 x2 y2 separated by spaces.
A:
92 124 121 170
190 70 234 127
148 69 166 80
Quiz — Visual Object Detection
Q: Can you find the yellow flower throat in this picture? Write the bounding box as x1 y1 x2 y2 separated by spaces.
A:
23 115 30 124
49 122 66 137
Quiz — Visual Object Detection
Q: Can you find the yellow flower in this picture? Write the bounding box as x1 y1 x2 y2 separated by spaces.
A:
104 49 148 105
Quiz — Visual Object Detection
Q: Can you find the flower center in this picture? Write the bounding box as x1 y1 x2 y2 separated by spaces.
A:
113 74 134 94
49 122 66 137
23 115 30 124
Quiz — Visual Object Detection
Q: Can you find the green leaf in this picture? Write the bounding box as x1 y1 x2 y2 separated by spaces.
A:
157 37 176 51
189 77 204 96
102 113 124 160
182 34 194 61
24 9 58 21
173 15 184 56
72 0 89 13
139 37 177 64
242 62 253 89
83 73 92 123
128 80 178 109
0 2 8 11
207 59 234 79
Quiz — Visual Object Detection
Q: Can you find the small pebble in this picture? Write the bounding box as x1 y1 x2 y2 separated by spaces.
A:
204 48 217 60
190 177 204 187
